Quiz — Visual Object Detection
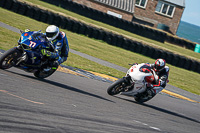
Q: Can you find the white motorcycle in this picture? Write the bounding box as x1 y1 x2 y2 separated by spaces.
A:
107 63 158 103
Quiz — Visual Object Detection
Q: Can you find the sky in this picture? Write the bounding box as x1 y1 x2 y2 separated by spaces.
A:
181 0 200 27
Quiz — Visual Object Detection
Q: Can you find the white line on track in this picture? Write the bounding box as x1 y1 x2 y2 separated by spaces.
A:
133 120 161 132
71 104 77 107
149 126 161 131
0 73 6 76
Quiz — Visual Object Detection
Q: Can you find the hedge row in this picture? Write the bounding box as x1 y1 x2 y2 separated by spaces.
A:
0 0 200 73
39 0 196 50
165 35 196 50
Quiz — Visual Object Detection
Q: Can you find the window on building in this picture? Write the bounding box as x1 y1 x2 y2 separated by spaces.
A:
135 0 148 8
155 1 175 17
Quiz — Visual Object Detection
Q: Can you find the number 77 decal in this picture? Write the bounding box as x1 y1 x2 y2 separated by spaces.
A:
29 41 36 48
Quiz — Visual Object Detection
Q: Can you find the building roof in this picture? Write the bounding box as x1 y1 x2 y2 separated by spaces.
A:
94 0 135 13
163 0 185 7
93 0 185 13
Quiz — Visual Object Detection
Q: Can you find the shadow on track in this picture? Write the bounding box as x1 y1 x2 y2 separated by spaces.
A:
114 96 200 124
4 70 114 103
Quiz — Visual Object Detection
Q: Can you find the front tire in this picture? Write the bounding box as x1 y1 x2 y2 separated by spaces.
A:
107 78 126 96
0 48 22 69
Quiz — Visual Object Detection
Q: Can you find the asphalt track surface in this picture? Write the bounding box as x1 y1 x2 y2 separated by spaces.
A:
0 22 200 133
0 67 200 133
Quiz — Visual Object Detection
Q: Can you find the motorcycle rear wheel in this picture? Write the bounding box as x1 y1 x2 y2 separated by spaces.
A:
0 48 22 69
134 89 155 103
107 78 126 95
34 68 57 79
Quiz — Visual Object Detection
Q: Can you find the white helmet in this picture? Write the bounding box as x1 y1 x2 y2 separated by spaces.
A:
46 25 59 41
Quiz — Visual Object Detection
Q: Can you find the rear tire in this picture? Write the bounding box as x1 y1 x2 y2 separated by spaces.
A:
34 68 57 79
107 78 126 96
0 48 22 69
134 89 155 103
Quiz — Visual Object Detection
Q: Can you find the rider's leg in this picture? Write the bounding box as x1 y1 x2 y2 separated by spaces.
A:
41 49 60 68
41 49 59 60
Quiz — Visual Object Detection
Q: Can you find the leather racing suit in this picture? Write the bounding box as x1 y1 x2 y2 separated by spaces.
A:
41 31 69 65
149 64 169 94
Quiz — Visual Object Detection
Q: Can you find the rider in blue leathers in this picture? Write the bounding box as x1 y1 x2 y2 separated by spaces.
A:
40 25 69 67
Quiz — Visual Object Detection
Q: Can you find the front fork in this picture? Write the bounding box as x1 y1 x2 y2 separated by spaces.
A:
7 46 24 66
16 52 28 65
123 76 135 92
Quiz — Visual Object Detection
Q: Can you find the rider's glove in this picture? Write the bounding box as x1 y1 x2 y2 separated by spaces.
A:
25 29 30 32
129 63 138 66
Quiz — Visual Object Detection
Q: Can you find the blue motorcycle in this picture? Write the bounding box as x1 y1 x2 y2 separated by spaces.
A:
0 30 58 78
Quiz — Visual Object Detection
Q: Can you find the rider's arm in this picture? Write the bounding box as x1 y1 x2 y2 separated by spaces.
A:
55 33 69 56
150 74 167 94
54 36 69 64
153 74 168 88
62 36 69 57
55 42 63 54
150 63 155 69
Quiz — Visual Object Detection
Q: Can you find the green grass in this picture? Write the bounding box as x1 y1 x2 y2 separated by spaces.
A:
0 27 19 50
19 0 200 62
0 8 200 95
67 52 125 78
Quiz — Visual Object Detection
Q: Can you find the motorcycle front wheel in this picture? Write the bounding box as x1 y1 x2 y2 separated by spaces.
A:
0 47 22 69
107 78 126 96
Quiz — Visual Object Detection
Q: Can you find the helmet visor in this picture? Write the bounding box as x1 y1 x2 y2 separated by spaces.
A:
46 32 57 38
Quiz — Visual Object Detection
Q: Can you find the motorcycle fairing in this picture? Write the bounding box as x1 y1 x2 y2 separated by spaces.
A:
127 63 153 82
17 31 51 68
122 63 154 96
19 32 50 50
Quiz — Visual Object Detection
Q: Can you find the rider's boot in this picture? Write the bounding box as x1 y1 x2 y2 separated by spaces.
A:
146 88 156 98
52 60 59 68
